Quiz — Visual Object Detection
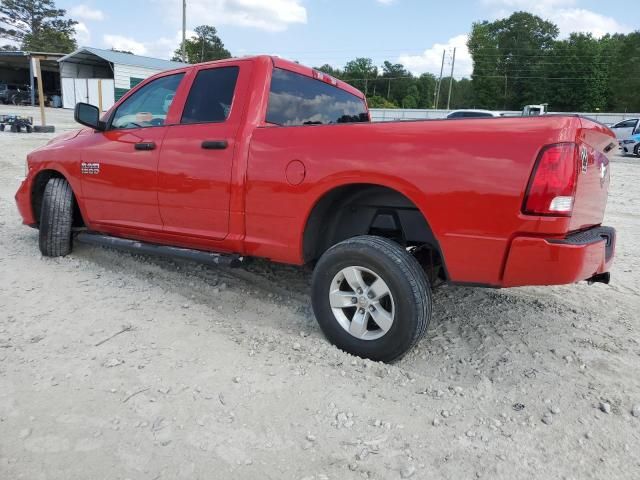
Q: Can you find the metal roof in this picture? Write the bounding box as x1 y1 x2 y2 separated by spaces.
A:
0 50 65 58
58 46 187 70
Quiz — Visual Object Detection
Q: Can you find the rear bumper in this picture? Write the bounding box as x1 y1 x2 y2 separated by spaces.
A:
15 176 36 226
502 226 615 287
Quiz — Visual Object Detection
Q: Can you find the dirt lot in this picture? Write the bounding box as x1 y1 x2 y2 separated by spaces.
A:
1 106 639 480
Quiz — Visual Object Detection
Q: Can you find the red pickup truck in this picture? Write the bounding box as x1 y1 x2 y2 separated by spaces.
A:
15 56 616 361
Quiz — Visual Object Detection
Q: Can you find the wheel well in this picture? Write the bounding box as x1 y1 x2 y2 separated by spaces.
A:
303 184 447 282
31 170 85 228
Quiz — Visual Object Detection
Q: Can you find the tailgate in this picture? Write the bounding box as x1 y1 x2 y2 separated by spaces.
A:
569 118 616 231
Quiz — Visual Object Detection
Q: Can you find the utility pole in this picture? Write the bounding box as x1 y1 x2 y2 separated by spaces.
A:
446 47 456 110
181 0 187 62
434 49 445 109
34 58 46 128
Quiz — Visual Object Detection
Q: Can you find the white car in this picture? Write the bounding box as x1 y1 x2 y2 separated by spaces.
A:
610 118 639 139
620 134 640 156
446 109 502 119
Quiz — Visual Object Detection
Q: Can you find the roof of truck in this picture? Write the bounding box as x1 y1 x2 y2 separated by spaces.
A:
163 55 366 100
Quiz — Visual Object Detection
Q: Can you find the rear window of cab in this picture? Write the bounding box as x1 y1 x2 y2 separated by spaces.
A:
266 68 368 126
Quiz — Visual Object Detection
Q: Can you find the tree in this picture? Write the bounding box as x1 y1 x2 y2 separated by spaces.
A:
402 84 419 108
380 61 414 105
0 0 77 53
543 33 608 112
468 12 559 110
415 73 437 108
605 32 640 112
172 25 231 63
367 95 398 108
315 63 343 78
342 57 378 95
450 77 474 109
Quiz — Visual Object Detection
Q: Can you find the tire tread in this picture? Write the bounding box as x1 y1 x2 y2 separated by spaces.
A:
39 178 73 257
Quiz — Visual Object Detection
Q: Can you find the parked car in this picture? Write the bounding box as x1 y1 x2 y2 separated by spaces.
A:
446 109 502 119
0 83 21 104
610 118 639 139
619 134 640 156
15 56 617 362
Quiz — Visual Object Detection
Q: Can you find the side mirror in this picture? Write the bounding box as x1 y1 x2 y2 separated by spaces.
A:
74 102 105 131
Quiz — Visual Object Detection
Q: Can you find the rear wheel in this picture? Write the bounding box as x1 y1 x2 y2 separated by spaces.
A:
311 235 431 362
39 178 74 257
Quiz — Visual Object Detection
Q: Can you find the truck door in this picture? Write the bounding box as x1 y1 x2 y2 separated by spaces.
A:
79 72 185 230
157 61 250 240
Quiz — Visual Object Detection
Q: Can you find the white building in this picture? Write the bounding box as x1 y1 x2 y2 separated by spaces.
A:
58 47 186 110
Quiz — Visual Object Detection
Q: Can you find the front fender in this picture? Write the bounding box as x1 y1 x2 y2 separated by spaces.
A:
19 149 87 227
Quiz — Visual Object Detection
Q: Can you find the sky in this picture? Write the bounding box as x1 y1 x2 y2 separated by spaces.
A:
56 0 638 79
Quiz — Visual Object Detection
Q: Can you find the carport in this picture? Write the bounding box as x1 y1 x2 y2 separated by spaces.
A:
58 47 186 111
0 51 63 105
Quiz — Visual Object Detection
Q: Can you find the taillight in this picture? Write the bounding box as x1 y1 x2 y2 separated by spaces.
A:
523 143 578 216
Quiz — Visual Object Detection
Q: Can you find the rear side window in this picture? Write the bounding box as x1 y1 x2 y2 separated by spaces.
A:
613 119 637 128
181 67 239 124
266 68 368 126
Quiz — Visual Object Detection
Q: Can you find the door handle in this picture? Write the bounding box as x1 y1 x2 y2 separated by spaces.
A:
201 140 228 150
135 142 156 151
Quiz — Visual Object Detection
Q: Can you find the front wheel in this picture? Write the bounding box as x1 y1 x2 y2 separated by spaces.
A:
39 178 74 257
634 144 640 157
311 236 431 362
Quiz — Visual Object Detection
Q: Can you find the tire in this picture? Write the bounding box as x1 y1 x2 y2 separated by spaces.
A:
634 144 640 157
311 235 431 362
39 178 74 257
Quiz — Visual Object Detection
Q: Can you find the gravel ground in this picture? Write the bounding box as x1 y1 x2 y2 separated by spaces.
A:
1 106 639 480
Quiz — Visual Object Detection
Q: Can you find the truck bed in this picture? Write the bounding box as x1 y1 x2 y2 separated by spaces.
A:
246 115 616 285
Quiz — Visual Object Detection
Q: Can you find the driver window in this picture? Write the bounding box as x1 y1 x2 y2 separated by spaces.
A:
110 73 184 129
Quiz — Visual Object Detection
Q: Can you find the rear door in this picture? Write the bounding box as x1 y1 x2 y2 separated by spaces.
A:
157 61 250 240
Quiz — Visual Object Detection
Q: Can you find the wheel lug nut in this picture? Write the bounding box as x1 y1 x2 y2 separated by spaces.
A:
369 305 375 312
357 288 363 294
367 291 374 299
351 297 357 304
359 308 365 313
